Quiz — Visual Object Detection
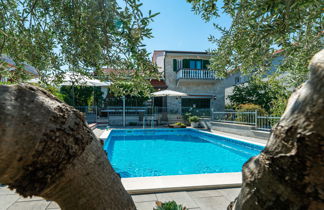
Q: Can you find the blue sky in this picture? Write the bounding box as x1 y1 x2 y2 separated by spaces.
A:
138 0 232 55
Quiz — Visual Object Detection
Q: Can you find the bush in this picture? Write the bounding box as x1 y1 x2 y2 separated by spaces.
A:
154 201 186 210
31 83 66 101
236 104 266 115
235 104 266 124
228 79 283 113
183 112 192 125
270 96 288 116
189 116 200 123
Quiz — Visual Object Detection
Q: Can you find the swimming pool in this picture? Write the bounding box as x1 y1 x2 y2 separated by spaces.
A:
103 129 264 178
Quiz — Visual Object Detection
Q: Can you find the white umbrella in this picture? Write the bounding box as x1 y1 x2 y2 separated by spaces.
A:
151 89 188 97
151 89 188 125
27 72 111 87
59 72 111 87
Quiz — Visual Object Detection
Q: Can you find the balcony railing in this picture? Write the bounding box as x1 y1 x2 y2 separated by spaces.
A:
176 69 216 80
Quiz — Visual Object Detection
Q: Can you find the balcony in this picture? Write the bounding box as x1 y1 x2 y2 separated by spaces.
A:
176 69 216 80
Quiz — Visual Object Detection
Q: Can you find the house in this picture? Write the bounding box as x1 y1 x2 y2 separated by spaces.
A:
224 50 286 106
152 50 238 115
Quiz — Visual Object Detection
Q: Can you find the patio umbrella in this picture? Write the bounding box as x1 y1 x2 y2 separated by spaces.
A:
27 72 111 87
58 72 111 87
27 72 111 108
151 89 188 97
151 89 188 124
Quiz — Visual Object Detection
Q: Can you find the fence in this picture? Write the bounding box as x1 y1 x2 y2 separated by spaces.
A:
182 107 211 117
75 106 98 123
212 111 280 131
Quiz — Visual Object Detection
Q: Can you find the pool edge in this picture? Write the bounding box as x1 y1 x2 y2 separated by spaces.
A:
121 172 242 194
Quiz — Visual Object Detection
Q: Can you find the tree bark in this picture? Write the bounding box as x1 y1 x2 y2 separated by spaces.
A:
228 50 324 210
0 85 136 210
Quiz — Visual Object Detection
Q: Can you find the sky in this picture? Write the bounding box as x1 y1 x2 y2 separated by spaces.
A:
138 0 232 55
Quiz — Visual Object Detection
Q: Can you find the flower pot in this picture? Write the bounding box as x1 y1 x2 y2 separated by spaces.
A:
191 122 199 128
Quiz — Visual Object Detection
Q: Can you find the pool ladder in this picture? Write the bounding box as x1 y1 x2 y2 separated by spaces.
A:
143 116 154 129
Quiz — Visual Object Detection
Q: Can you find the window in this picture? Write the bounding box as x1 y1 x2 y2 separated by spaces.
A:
187 60 202 69
182 98 210 108
189 60 195 69
183 59 209 69
196 60 202 69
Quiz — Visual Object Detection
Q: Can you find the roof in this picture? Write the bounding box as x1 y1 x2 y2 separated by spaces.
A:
152 50 210 63
153 50 209 56
150 79 167 89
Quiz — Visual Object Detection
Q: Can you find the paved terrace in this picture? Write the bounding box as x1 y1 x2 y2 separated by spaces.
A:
0 186 240 210
0 127 267 210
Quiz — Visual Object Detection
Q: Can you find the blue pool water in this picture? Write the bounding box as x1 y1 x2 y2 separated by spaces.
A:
103 129 264 178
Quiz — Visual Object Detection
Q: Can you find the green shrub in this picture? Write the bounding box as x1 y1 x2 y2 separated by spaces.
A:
154 201 186 210
234 104 266 124
128 122 138 126
236 103 266 115
270 96 288 116
31 83 66 101
183 112 192 125
189 116 200 123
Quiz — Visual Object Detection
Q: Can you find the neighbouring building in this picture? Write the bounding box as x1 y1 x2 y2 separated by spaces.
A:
224 50 285 106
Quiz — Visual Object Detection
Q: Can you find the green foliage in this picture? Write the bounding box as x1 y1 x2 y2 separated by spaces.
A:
183 112 193 125
29 83 66 101
109 80 153 98
228 79 287 113
154 201 186 210
60 86 104 107
0 0 159 84
270 96 289 116
42 85 65 102
236 104 266 115
188 0 323 89
189 116 200 123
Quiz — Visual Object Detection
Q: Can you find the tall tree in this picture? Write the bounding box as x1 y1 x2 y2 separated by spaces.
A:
0 84 136 209
228 50 324 210
187 0 323 88
228 78 287 113
0 0 158 86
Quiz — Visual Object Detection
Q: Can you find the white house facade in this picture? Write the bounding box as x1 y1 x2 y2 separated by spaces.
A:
152 50 239 114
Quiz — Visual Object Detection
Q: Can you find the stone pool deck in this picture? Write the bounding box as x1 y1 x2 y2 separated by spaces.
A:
0 186 240 210
0 127 266 210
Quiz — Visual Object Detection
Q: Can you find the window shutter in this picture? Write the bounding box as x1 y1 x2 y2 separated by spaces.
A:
202 60 210 69
183 59 190 68
173 59 177 71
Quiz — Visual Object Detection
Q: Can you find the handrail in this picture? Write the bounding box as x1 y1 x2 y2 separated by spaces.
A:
212 111 280 131
176 69 216 80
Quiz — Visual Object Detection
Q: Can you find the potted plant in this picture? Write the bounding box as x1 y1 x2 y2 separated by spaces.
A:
189 116 200 128
154 201 187 210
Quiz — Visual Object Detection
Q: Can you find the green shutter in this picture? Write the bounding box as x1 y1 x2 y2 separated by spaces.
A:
183 59 190 69
202 60 210 69
173 59 177 71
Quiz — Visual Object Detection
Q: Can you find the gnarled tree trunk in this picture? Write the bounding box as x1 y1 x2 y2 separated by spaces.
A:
0 85 136 210
228 50 324 209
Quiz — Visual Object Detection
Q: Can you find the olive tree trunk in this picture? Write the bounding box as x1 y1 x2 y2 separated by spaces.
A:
228 50 324 210
0 85 136 210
